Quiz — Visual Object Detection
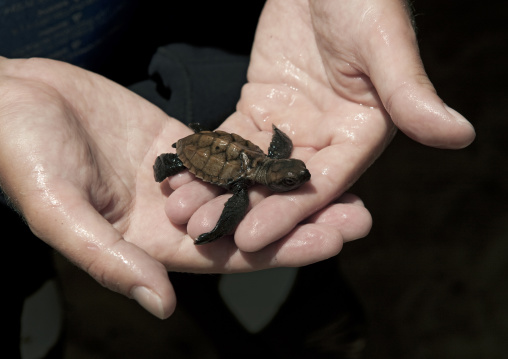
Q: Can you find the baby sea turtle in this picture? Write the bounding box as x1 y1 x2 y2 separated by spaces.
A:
153 124 311 245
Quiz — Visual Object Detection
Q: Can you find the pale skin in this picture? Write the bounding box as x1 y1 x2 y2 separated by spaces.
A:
0 0 474 319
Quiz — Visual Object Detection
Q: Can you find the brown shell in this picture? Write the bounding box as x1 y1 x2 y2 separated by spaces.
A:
174 130 266 186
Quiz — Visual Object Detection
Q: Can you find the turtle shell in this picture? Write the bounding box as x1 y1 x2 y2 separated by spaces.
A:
174 130 266 187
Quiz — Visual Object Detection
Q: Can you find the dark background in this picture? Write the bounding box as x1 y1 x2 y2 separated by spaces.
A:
45 0 508 358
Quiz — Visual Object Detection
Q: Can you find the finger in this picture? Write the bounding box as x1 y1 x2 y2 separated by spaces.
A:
235 194 371 264
237 222 345 267
359 1 476 148
165 180 224 225
169 223 343 271
172 195 371 272
383 82 476 149
22 181 176 319
186 193 233 239
185 183 269 240
306 192 372 242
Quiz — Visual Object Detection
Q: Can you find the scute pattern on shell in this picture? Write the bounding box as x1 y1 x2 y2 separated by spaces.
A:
174 130 265 186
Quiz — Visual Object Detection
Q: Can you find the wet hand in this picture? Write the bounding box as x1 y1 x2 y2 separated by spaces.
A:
169 0 474 252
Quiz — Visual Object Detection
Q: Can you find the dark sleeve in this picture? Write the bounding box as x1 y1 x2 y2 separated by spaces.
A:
130 43 249 130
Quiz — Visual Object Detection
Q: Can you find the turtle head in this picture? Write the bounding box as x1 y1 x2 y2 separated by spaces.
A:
261 159 311 192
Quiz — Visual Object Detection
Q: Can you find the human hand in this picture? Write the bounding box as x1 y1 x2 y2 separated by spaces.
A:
167 0 475 250
0 57 189 318
0 57 369 319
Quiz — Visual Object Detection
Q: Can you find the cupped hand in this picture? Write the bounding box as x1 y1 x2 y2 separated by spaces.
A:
0 56 367 319
168 0 475 251
0 57 189 318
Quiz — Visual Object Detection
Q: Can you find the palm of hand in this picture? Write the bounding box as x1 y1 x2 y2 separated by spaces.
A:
170 0 393 252
172 0 474 253
0 60 202 293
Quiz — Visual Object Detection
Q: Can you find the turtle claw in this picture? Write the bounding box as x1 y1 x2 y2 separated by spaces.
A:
194 232 220 245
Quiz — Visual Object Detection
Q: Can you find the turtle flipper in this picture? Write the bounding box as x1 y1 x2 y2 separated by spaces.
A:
194 181 249 245
188 123 205 133
153 153 186 182
268 124 293 159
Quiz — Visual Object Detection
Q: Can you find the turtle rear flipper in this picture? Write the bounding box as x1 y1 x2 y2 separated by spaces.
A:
194 181 249 245
188 123 206 133
153 153 186 182
268 124 293 160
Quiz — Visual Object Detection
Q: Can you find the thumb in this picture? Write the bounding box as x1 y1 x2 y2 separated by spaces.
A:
21 182 176 319
365 2 476 149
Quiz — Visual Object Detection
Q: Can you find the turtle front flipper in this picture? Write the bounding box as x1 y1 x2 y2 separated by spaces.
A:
268 124 293 160
194 181 249 245
153 153 186 182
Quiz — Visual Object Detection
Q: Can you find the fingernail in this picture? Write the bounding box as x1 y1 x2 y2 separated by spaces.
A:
444 104 474 127
131 286 165 319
